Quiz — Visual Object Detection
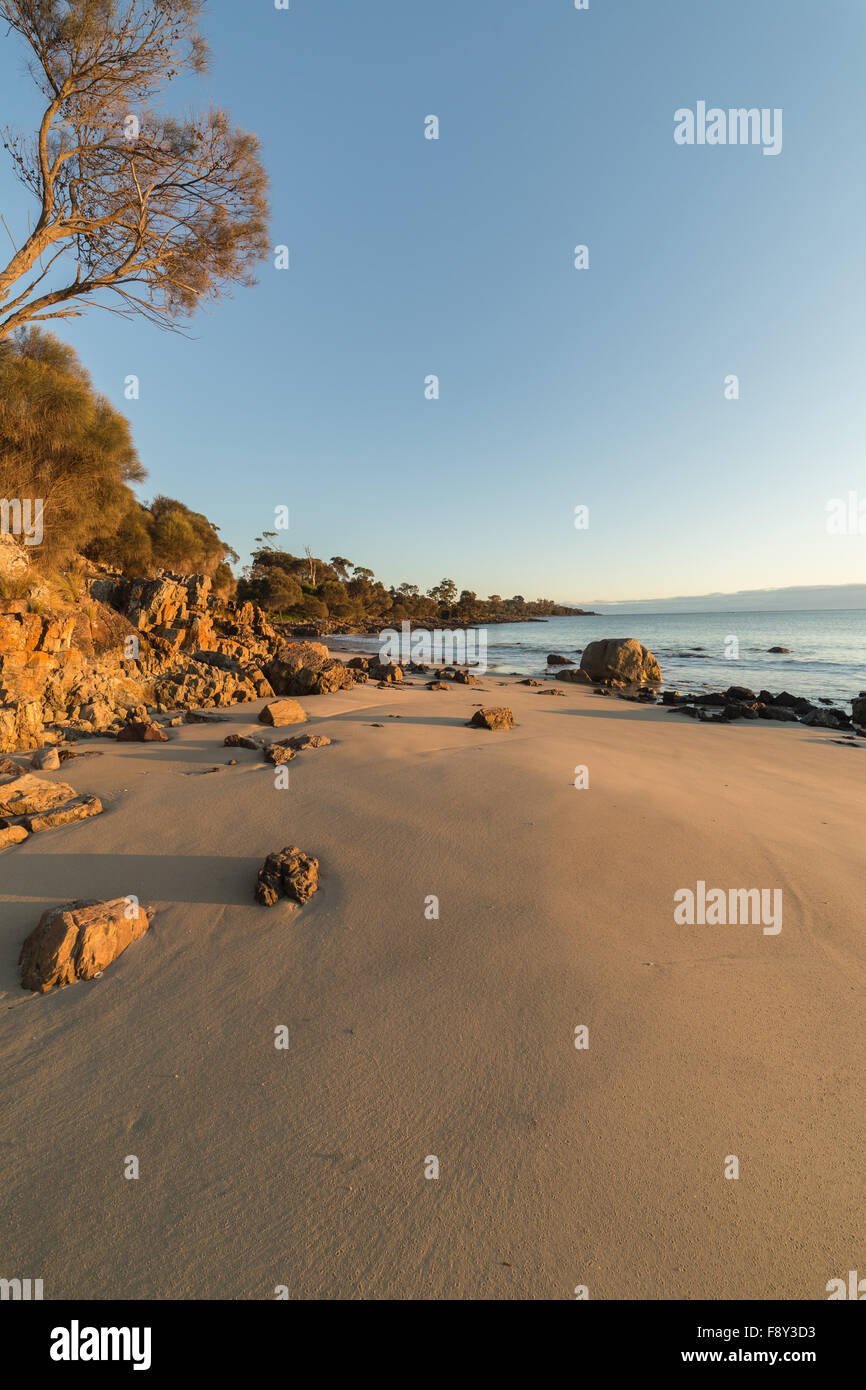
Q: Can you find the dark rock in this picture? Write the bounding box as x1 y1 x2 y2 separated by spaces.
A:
116 722 170 742
768 646 791 653
255 846 319 907
547 654 573 665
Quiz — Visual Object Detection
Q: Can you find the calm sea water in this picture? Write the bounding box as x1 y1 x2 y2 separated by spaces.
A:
329 610 866 706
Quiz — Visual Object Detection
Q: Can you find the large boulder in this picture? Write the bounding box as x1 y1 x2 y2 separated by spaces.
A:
257 699 307 727
579 638 661 687
852 694 866 727
19 897 154 993
467 706 515 731
0 773 78 817
265 641 330 694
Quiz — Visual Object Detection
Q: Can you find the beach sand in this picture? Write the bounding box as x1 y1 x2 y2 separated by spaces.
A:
0 672 862 1300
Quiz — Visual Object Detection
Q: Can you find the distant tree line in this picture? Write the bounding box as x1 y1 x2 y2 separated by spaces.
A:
238 546 587 625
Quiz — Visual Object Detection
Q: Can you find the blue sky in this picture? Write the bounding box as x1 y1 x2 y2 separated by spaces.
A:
1 0 864 605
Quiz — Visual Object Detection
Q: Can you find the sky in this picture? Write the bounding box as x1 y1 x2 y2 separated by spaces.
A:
0 0 864 606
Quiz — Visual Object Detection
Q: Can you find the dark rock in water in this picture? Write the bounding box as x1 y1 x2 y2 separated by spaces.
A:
547 653 573 665
117 721 169 742
772 691 813 715
19 897 154 993
466 706 515 731
801 708 851 730
850 695 866 726
758 690 774 704
725 686 756 702
768 646 791 653
759 706 798 722
694 693 726 707
255 846 319 907
661 690 682 705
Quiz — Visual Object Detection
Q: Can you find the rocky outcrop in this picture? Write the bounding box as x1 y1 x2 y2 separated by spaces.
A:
579 638 662 687
467 706 515 731
19 897 154 993
0 773 78 817
24 794 102 832
255 846 319 906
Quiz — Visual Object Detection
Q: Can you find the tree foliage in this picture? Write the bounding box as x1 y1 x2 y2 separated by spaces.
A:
0 0 269 339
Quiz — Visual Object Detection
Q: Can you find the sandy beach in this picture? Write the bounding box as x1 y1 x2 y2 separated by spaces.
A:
1 671 862 1301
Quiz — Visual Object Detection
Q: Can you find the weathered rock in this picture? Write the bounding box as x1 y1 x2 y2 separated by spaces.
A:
555 667 593 685
265 641 330 694
31 747 61 770
427 681 449 690
537 689 565 696
276 734 331 751
0 756 24 777
19 897 153 993
801 708 850 730
224 734 261 750
24 795 103 833
547 654 573 665
451 670 479 685
725 686 756 702
264 745 296 765
290 660 356 695
467 706 515 731
257 699 307 727
255 846 319 906
116 722 170 742
519 679 543 687
851 694 866 726
579 638 662 687
0 824 29 850
0 774 77 817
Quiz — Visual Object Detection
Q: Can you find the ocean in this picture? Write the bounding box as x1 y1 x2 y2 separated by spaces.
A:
328 609 866 706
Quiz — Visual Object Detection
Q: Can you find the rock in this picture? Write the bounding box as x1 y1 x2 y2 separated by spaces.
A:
0 774 77 817
772 691 814 715
547 654 573 665
224 734 261 750
725 686 756 702
555 668 593 685
116 722 170 742
257 699 307 727
537 689 566 696
24 794 103 832
519 679 543 686
347 656 370 671
276 734 331 751
255 846 319 906
758 706 799 722
264 745 296 765
0 824 29 850
767 646 790 653
19 897 153 993
801 708 850 730
451 670 479 685
368 662 403 685
427 681 450 690
265 641 331 694
467 706 515 731
290 660 356 695
184 710 229 724
851 695 866 726
661 690 682 705
31 747 61 770
579 638 662 687
0 756 24 777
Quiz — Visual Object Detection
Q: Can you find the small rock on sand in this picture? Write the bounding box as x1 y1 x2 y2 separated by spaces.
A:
255 846 319 906
467 707 515 731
